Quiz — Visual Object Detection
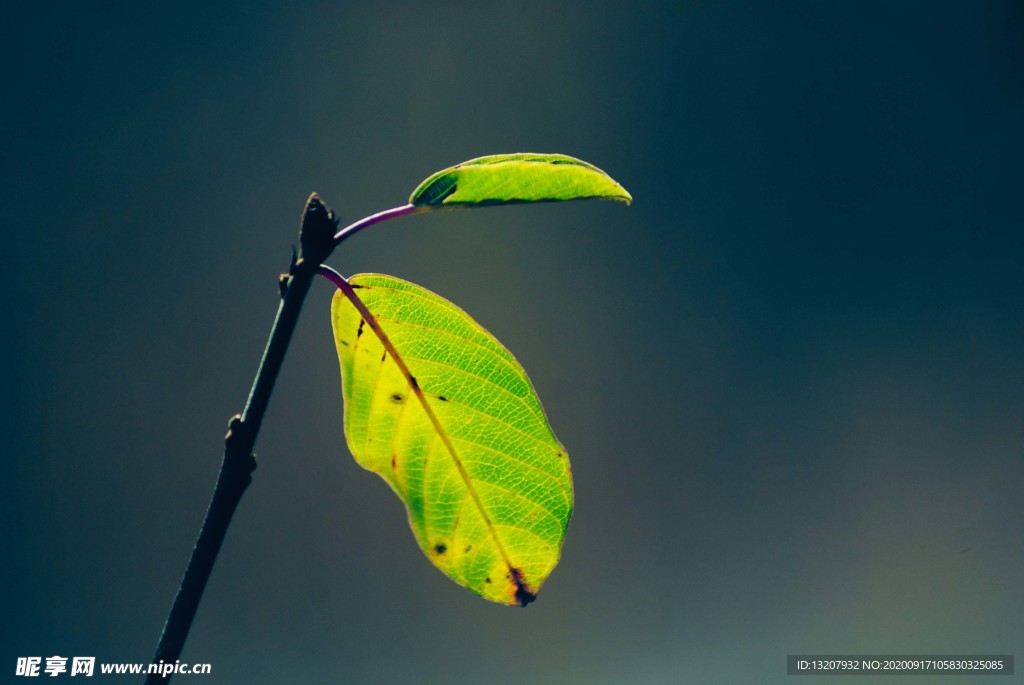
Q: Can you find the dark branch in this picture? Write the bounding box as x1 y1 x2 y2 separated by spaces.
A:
145 194 338 683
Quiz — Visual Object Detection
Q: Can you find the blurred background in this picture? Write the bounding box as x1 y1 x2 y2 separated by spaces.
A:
3 1 1022 683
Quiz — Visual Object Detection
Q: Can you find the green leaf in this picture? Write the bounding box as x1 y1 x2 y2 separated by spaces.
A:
331 273 573 606
409 153 632 208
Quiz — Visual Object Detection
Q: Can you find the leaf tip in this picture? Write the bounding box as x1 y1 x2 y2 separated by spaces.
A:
510 567 538 607
613 184 633 206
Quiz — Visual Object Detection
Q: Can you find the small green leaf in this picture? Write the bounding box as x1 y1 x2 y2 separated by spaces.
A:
331 273 573 606
410 153 632 208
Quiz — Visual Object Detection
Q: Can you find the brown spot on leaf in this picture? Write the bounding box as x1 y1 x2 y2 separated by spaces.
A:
434 543 447 555
390 392 405 403
437 395 448 402
356 319 365 339
509 567 536 607
464 545 472 553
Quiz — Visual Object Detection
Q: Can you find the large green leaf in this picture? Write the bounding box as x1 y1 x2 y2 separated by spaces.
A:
409 153 632 207
331 273 573 606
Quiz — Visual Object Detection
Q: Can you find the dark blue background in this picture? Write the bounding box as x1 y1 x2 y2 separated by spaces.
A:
4 2 1022 682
